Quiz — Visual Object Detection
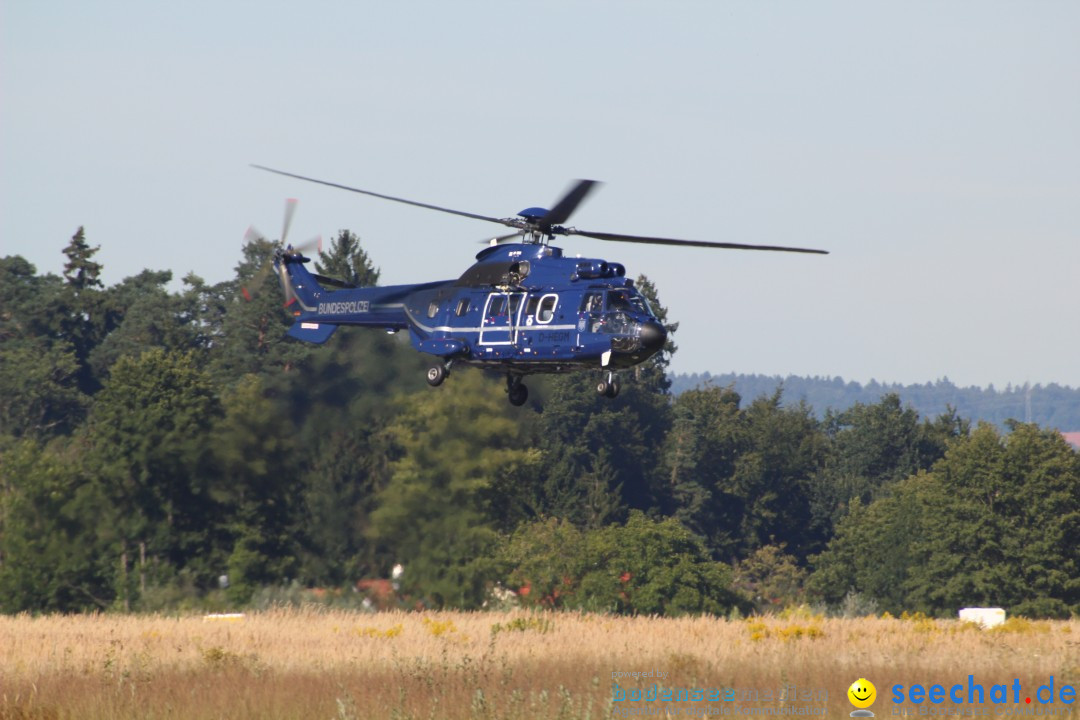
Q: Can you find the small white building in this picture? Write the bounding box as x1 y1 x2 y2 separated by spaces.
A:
959 607 1005 629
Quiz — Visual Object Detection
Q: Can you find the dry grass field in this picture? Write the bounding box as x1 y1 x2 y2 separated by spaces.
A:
1 609 1077 719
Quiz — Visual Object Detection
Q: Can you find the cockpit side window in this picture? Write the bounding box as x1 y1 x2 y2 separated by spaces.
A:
455 298 470 317
581 292 603 313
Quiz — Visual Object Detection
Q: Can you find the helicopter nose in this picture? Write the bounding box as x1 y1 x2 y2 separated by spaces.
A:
640 321 667 352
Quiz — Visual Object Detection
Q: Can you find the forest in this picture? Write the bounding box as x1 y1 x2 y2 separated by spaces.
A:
672 372 1080 430
2 228 1079 618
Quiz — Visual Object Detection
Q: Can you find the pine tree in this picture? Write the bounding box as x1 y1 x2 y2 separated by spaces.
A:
58 228 109 394
315 230 380 287
62 227 103 291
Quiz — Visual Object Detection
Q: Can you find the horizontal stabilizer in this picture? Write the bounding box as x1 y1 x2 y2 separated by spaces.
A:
287 320 338 345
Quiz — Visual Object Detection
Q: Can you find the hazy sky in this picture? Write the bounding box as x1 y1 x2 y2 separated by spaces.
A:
3 1 1078 388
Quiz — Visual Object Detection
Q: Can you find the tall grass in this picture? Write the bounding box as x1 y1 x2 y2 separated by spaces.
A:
0 610 1075 719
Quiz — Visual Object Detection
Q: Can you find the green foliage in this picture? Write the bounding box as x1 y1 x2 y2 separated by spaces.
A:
663 386 828 563
210 238 314 384
810 422 1080 617
809 395 967 538
824 394 926 485
58 228 113 395
315 230 380 287
3 228 1078 619
500 512 745 615
0 255 68 352
213 375 300 602
368 370 540 609
0 439 114 611
490 615 553 636
631 274 677 390
733 544 808 612
62 227 103 291
87 348 223 601
674 372 1080 432
531 274 675 529
1 255 56 337
730 392 826 561
496 517 583 608
0 338 86 437
665 384 743 556
89 269 210 379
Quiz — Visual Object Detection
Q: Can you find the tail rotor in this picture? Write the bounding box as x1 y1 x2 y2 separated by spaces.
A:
241 199 322 303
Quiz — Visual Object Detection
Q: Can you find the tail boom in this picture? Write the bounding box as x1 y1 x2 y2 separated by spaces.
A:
278 254 451 341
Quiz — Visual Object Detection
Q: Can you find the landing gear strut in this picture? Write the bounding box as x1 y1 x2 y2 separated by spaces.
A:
507 374 528 406
596 371 620 399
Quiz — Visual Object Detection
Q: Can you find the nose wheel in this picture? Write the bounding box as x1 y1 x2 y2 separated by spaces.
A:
596 372 620 399
507 374 529 406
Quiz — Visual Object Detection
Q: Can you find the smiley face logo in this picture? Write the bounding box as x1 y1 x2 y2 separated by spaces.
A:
848 678 877 709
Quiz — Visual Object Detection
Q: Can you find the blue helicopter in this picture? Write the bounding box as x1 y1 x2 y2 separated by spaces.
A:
252 166 828 406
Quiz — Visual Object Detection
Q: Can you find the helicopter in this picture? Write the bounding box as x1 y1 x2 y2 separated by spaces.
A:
251 165 828 406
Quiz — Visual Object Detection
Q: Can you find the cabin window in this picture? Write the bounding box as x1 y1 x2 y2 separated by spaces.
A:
488 296 507 316
456 298 470 317
537 295 558 324
525 297 540 317
427 301 439 318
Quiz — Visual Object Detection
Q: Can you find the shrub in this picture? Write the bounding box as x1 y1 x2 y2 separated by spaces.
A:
499 512 748 616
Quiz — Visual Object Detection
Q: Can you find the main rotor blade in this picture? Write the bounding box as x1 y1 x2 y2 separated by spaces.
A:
542 179 600 227
252 165 515 228
566 229 829 254
477 231 526 245
281 198 298 246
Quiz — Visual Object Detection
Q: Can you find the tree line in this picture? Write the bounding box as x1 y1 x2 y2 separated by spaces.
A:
2 229 1078 617
672 372 1080 431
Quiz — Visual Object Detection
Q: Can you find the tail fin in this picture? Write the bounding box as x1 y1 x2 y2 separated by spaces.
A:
275 252 322 313
277 253 338 345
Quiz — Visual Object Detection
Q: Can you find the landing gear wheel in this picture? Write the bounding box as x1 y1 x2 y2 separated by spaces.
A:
426 364 448 387
596 373 620 398
508 383 528 406
507 375 528 406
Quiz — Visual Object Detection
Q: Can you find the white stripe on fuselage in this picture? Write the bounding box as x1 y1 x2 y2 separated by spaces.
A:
401 305 577 335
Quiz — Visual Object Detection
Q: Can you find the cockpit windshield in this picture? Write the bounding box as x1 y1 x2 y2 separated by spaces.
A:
607 289 652 316
571 287 666 351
